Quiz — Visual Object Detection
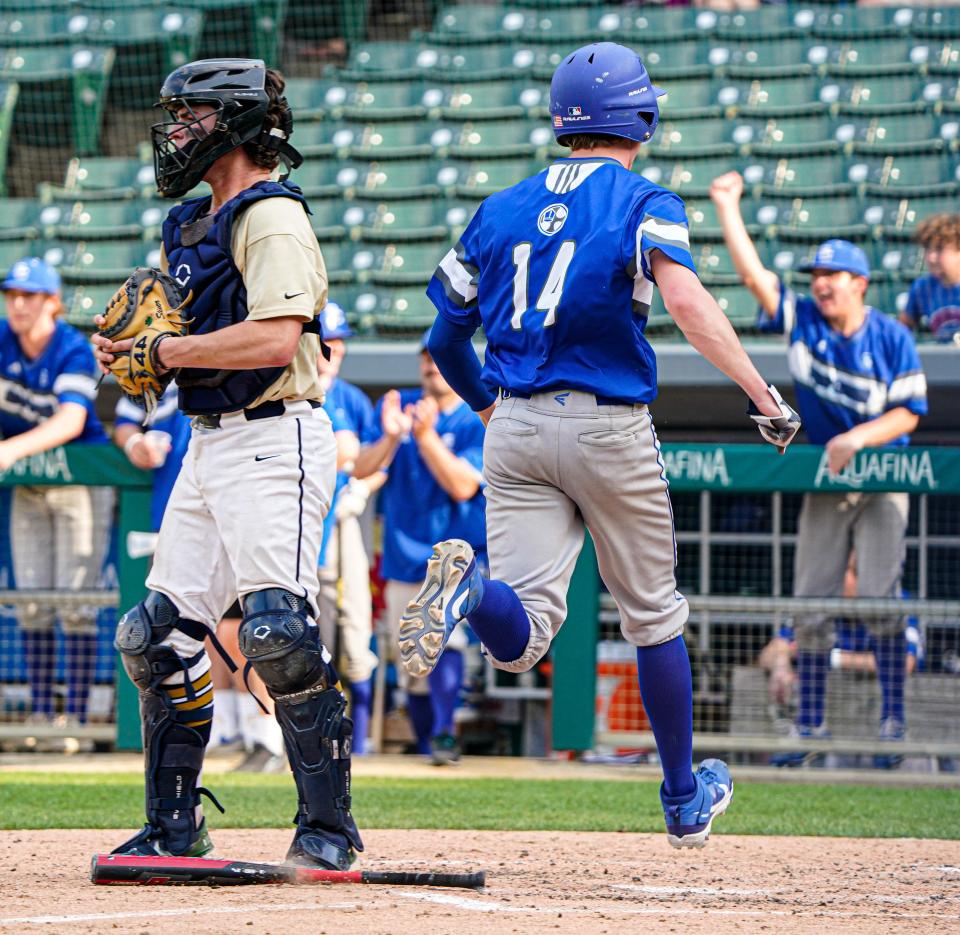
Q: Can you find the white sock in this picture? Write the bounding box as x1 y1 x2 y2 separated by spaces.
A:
238 692 285 757
208 688 239 747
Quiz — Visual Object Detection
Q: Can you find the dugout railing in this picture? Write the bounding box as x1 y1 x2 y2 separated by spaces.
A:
551 444 960 769
0 444 151 750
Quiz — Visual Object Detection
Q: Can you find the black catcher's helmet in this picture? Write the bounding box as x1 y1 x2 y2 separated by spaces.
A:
151 58 303 199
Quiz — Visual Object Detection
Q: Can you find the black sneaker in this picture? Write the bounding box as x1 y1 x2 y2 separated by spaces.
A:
430 733 461 766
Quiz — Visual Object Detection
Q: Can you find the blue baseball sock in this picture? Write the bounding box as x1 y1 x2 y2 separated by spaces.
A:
873 634 906 724
428 649 464 737
465 579 530 663
21 630 56 717
635 636 696 799
406 693 433 755
64 632 97 723
348 678 372 756
796 651 829 729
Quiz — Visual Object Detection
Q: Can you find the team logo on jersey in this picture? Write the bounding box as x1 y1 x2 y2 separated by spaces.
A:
861 351 874 370
538 203 569 236
173 263 192 289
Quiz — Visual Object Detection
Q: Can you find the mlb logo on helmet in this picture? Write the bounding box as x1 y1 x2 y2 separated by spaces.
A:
568 106 582 116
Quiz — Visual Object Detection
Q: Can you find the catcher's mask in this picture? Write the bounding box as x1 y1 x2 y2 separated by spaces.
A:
151 58 303 199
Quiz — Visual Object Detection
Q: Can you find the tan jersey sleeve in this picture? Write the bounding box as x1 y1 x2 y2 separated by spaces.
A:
231 197 328 323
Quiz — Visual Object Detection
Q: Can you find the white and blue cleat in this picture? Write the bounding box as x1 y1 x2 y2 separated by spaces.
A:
399 539 484 678
661 758 733 849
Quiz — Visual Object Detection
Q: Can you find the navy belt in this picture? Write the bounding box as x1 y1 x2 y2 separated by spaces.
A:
193 398 322 429
500 388 636 407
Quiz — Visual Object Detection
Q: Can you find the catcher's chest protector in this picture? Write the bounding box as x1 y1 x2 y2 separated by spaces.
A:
161 180 310 415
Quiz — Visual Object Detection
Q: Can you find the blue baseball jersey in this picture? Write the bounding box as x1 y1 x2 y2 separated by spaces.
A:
317 386 362 568
0 320 107 443
115 385 192 531
427 156 697 404
373 389 486 583
757 283 927 445
904 274 960 335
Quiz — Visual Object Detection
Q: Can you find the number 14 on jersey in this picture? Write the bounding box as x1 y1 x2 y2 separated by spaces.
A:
511 240 576 330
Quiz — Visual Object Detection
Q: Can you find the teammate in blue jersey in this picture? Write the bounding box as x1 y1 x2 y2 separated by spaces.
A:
399 43 801 841
316 301 380 756
711 170 927 764
0 256 113 732
356 332 486 765
899 213 960 342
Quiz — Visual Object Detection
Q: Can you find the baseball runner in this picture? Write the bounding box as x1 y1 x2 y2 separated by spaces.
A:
91 59 362 868
401 42 801 846
0 257 113 730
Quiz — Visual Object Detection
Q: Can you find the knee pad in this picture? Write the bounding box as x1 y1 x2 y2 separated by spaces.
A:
115 591 205 691
238 588 334 697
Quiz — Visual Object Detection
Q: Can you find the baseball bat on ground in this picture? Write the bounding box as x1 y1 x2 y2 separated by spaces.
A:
90 854 486 890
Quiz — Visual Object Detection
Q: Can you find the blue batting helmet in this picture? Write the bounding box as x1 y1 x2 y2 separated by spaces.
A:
550 42 665 145
321 301 354 340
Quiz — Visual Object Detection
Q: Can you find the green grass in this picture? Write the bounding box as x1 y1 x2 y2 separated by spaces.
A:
1 772 957 839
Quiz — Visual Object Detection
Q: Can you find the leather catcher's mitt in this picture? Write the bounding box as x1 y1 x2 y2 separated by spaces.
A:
98 267 190 415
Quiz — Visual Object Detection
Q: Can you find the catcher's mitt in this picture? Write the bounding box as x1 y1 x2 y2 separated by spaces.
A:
98 267 190 415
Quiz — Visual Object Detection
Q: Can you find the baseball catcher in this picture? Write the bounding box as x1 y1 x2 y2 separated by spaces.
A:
97 268 190 415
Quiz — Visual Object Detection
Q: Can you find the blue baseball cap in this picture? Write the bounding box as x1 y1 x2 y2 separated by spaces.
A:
419 326 433 351
2 256 61 294
798 240 871 280
320 301 353 340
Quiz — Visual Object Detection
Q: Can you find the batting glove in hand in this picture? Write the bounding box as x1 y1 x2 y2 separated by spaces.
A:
748 383 801 454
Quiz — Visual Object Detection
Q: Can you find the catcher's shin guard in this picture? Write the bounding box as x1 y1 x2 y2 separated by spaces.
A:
113 591 223 857
239 589 363 868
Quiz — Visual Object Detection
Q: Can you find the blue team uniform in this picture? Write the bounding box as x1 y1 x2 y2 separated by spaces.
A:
115 386 192 531
427 157 696 403
757 283 928 444
372 389 485 583
0 320 107 444
904 274 960 339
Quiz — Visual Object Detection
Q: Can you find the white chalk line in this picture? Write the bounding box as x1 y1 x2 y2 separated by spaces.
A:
614 884 959 905
0 902 357 926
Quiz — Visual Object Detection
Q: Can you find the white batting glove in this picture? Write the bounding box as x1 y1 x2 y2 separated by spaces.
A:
748 383 801 453
334 476 370 520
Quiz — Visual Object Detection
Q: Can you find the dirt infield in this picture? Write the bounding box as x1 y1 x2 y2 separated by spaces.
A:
1 829 958 934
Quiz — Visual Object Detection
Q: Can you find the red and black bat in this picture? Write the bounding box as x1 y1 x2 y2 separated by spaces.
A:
91 854 485 890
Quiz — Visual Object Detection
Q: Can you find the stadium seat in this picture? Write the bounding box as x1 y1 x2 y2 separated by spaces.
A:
434 80 546 120
357 158 443 199
717 76 823 113
183 0 284 66
284 78 337 121
654 118 735 154
358 284 436 337
447 118 545 158
914 7 960 39
0 197 41 241
869 278 911 318
847 146 952 190
811 4 919 37
341 80 430 121
289 159 362 199
683 199 725 239
369 242 443 285
0 9 88 45
833 110 940 147
0 80 17 195
313 240 369 285
347 121 437 159
744 193 796 231
62 282 115 329
51 200 148 240
442 198 482 238
59 238 160 284
309 200 350 241
658 77 721 116
708 283 760 330
874 235 925 279
348 198 448 242
55 155 155 199
637 39 712 79
748 113 835 151
293 121 352 158
447 156 537 197
780 195 868 240
0 45 114 154
432 4 530 40
435 43 537 82
712 39 820 73
742 149 851 194
692 241 740 281
616 4 716 41
819 74 928 111
637 154 733 197
342 41 441 81
836 38 941 75
765 238 821 279
713 5 812 39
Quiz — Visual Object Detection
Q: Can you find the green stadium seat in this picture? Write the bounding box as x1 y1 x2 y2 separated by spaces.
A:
874 235 925 279
693 242 741 282
342 80 430 121
712 39 820 73
369 242 442 285
348 198 448 242
658 77 721 116
442 198 482 238
354 284 435 337
56 155 155 199
744 194 796 231
683 199 725 239
0 197 40 240
654 118 734 154
284 78 337 121
435 44 537 82
1 45 113 154
59 238 159 284
811 4 919 38
0 80 17 196
291 121 351 158
764 238 820 279
714 5 812 39
742 149 850 194
432 4 530 40
448 118 544 158
718 76 823 113
819 75 928 111
0 239 43 275
836 39 941 75
51 199 167 241
708 283 760 330
181 0 283 66
62 282 114 329
847 146 952 189
0 9 88 45
637 39 712 79
780 195 868 240
636 154 732 197
448 156 537 197
314 240 373 286
288 159 362 199
434 80 546 120
347 121 437 159
358 158 443 198
343 41 440 81
309 200 350 241
616 5 715 41
833 110 940 147
868 278 911 319
746 113 835 150
915 8 960 39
